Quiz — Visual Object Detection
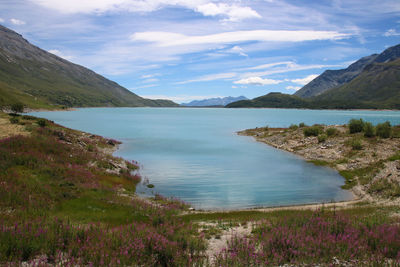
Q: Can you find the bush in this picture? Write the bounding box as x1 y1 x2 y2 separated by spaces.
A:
363 122 375 138
376 121 391 138
9 117 19 124
326 128 338 137
37 119 47 127
349 118 364 134
11 102 24 114
351 138 363 150
289 124 298 130
318 134 327 143
303 126 322 137
299 122 307 128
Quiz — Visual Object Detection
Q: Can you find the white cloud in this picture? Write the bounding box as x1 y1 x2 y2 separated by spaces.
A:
384 29 400 37
229 46 248 57
177 72 236 84
242 63 337 79
131 30 349 47
195 3 261 22
234 76 282 86
244 61 295 70
30 0 259 21
48 49 74 60
10 18 26 25
285 85 301 90
291 74 319 85
141 74 158 79
0 18 4 23
142 78 159 83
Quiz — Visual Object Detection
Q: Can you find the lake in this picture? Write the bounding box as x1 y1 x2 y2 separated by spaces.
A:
31 108 400 210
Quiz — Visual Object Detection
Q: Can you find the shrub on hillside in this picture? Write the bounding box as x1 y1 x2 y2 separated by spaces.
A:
363 122 375 138
351 138 363 150
299 122 307 128
318 134 327 143
37 119 47 127
289 124 298 130
376 121 392 138
326 128 338 137
9 117 19 124
303 126 322 137
349 119 365 134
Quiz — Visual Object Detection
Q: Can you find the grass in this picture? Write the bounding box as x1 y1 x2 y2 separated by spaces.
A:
0 113 206 266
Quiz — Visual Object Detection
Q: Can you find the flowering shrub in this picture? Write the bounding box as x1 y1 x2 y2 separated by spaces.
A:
215 211 400 266
0 119 206 266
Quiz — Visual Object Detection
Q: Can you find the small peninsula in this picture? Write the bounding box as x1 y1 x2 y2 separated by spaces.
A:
239 120 400 204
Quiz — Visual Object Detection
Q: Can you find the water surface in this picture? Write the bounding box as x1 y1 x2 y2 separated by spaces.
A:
31 108 400 209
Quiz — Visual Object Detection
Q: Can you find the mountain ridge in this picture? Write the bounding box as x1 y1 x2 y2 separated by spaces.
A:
181 96 248 107
227 43 400 109
0 25 178 109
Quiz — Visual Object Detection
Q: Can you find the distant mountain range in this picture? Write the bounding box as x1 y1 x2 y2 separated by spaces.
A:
0 25 178 109
181 96 248 107
227 43 400 109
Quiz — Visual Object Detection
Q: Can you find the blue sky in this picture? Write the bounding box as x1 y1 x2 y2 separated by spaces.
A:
1 0 400 103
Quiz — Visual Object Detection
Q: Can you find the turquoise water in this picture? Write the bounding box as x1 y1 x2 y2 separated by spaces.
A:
31 108 400 210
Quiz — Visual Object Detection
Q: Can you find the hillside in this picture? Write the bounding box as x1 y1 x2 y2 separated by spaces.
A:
181 96 248 107
0 25 178 109
295 44 400 98
226 92 309 108
294 54 378 98
313 58 400 109
228 43 400 109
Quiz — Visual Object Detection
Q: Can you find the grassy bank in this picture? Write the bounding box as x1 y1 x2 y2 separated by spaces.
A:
0 113 206 266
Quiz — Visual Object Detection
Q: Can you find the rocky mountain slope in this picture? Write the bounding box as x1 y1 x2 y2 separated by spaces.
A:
0 25 178 109
295 44 400 98
228 43 400 109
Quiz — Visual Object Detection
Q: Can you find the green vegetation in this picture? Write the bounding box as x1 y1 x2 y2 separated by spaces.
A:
326 127 338 136
0 25 178 109
303 125 322 137
10 102 24 114
289 124 298 130
317 133 327 143
0 113 205 265
349 137 363 150
349 118 365 133
376 121 392 138
363 122 375 137
9 117 19 124
227 47 400 110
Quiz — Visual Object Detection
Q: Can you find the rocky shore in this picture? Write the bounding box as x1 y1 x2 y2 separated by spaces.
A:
239 123 400 205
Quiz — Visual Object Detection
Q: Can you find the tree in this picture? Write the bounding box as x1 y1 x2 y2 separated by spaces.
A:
11 103 24 114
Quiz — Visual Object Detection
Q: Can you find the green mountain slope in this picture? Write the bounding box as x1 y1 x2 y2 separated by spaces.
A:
228 43 400 109
294 54 378 98
226 92 309 108
313 59 400 109
0 25 178 109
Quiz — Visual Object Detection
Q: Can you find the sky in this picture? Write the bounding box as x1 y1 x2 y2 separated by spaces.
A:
1 0 400 103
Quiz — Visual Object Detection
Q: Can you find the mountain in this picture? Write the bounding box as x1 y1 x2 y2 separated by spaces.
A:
294 54 378 98
0 25 178 109
228 43 400 110
312 58 400 109
226 93 309 108
295 44 400 98
181 96 248 107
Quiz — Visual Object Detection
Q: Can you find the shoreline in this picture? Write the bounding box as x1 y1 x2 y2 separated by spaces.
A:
238 124 400 207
